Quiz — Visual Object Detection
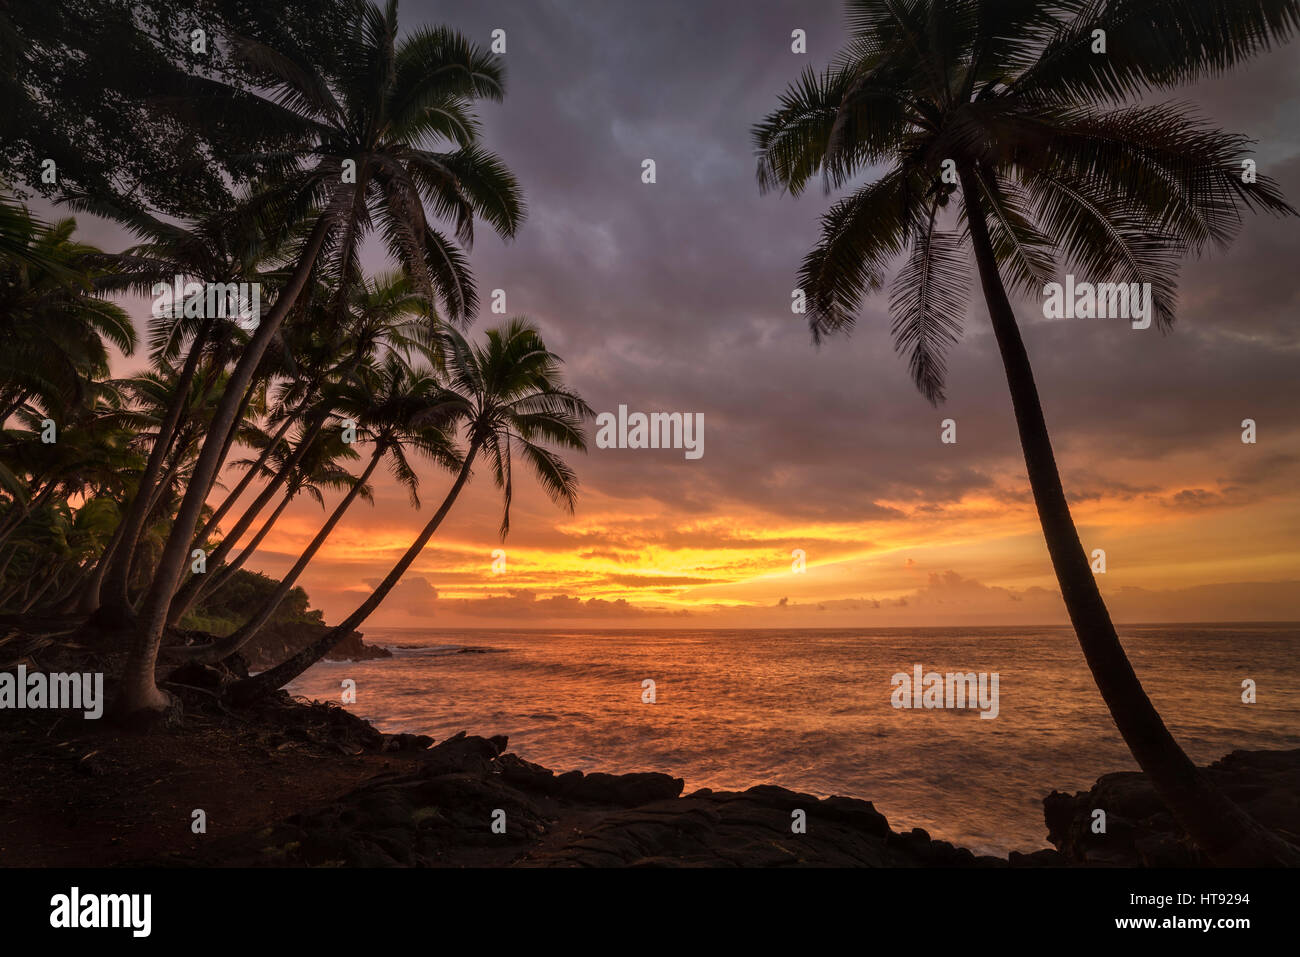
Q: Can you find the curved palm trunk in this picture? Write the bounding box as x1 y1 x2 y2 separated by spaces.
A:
194 413 296 546
116 218 329 716
168 448 383 665
185 371 262 528
19 572 58 613
959 168 1299 866
229 443 478 703
115 449 194 607
73 515 128 614
91 320 214 620
178 484 298 620
167 414 327 624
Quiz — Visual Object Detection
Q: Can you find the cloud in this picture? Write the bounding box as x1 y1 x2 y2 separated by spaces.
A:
360 576 438 618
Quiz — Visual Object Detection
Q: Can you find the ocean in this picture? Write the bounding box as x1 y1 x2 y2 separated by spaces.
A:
284 623 1300 856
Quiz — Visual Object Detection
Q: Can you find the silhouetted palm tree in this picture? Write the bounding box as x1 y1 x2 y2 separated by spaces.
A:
0 211 134 424
230 318 590 701
61 198 282 619
753 0 1300 865
166 270 436 625
119 0 524 715
170 351 460 663
179 426 360 616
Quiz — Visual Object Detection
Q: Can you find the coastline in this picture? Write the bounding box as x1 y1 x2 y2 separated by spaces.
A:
4 643 1296 866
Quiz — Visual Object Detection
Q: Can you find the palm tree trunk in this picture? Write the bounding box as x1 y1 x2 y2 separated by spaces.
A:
958 166 1299 866
229 443 478 703
19 571 58 613
168 447 383 665
195 413 296 546
93 320 214 621
173 483 298 621
73 514 128 614
166 414 327 624
116 217 330 716
183 371 267 549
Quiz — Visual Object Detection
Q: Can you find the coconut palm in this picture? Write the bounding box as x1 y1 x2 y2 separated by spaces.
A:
182 426 361 613
229 318 590 701
119 0 524 715
0 210 135 425
166 270 436 626
61 197 284 619
752 0 1300 864
169 352 461 664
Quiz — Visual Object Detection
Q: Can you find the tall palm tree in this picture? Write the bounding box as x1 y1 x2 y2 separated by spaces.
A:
229 319 590 701
78 353 243 613
62 197 283 620
169 352 460 664
166 271 435 625
118 0 524 715
752 0 1300 865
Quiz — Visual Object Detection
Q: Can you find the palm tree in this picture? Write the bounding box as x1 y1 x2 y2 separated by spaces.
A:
0 402 137 609
166 270 435 626
118 0 524 715
179 426 360 616
62 197 284 620
752 0 1300 865
0 210 135 425
168 352 460 664
229 318 590 702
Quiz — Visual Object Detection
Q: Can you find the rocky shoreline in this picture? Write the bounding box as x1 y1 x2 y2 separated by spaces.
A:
1044 748 1300 867
235 621 392 672
152 683 1298 867
4 630 1296 866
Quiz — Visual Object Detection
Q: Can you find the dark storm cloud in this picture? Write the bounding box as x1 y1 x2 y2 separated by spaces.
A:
34 2 1299 535
392 1 1300 527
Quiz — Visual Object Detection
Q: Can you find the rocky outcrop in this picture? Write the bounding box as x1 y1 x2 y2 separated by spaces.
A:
235 621 392 672
186 731 1017 867
521 785 1004 868
1042 749 1300 866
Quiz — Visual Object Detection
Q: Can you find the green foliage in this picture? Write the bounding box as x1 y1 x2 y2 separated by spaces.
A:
0 0 360 217
184 568 323 633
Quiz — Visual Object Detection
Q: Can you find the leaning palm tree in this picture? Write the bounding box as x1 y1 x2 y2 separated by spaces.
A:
753 0 1300 865
63 198 283 620
118 0 524 715
167 271 436 626
229 318 590 701
168 352 460 664
180 426 361 616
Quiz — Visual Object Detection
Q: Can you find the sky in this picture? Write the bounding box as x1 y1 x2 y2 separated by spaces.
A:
64 1 1300 628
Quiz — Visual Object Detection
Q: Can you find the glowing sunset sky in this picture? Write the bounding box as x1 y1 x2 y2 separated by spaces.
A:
77 1 1300 628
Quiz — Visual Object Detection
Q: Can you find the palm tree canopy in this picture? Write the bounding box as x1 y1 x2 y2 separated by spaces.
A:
202 0 526 325
752 0 1299 402
441 318 593 537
